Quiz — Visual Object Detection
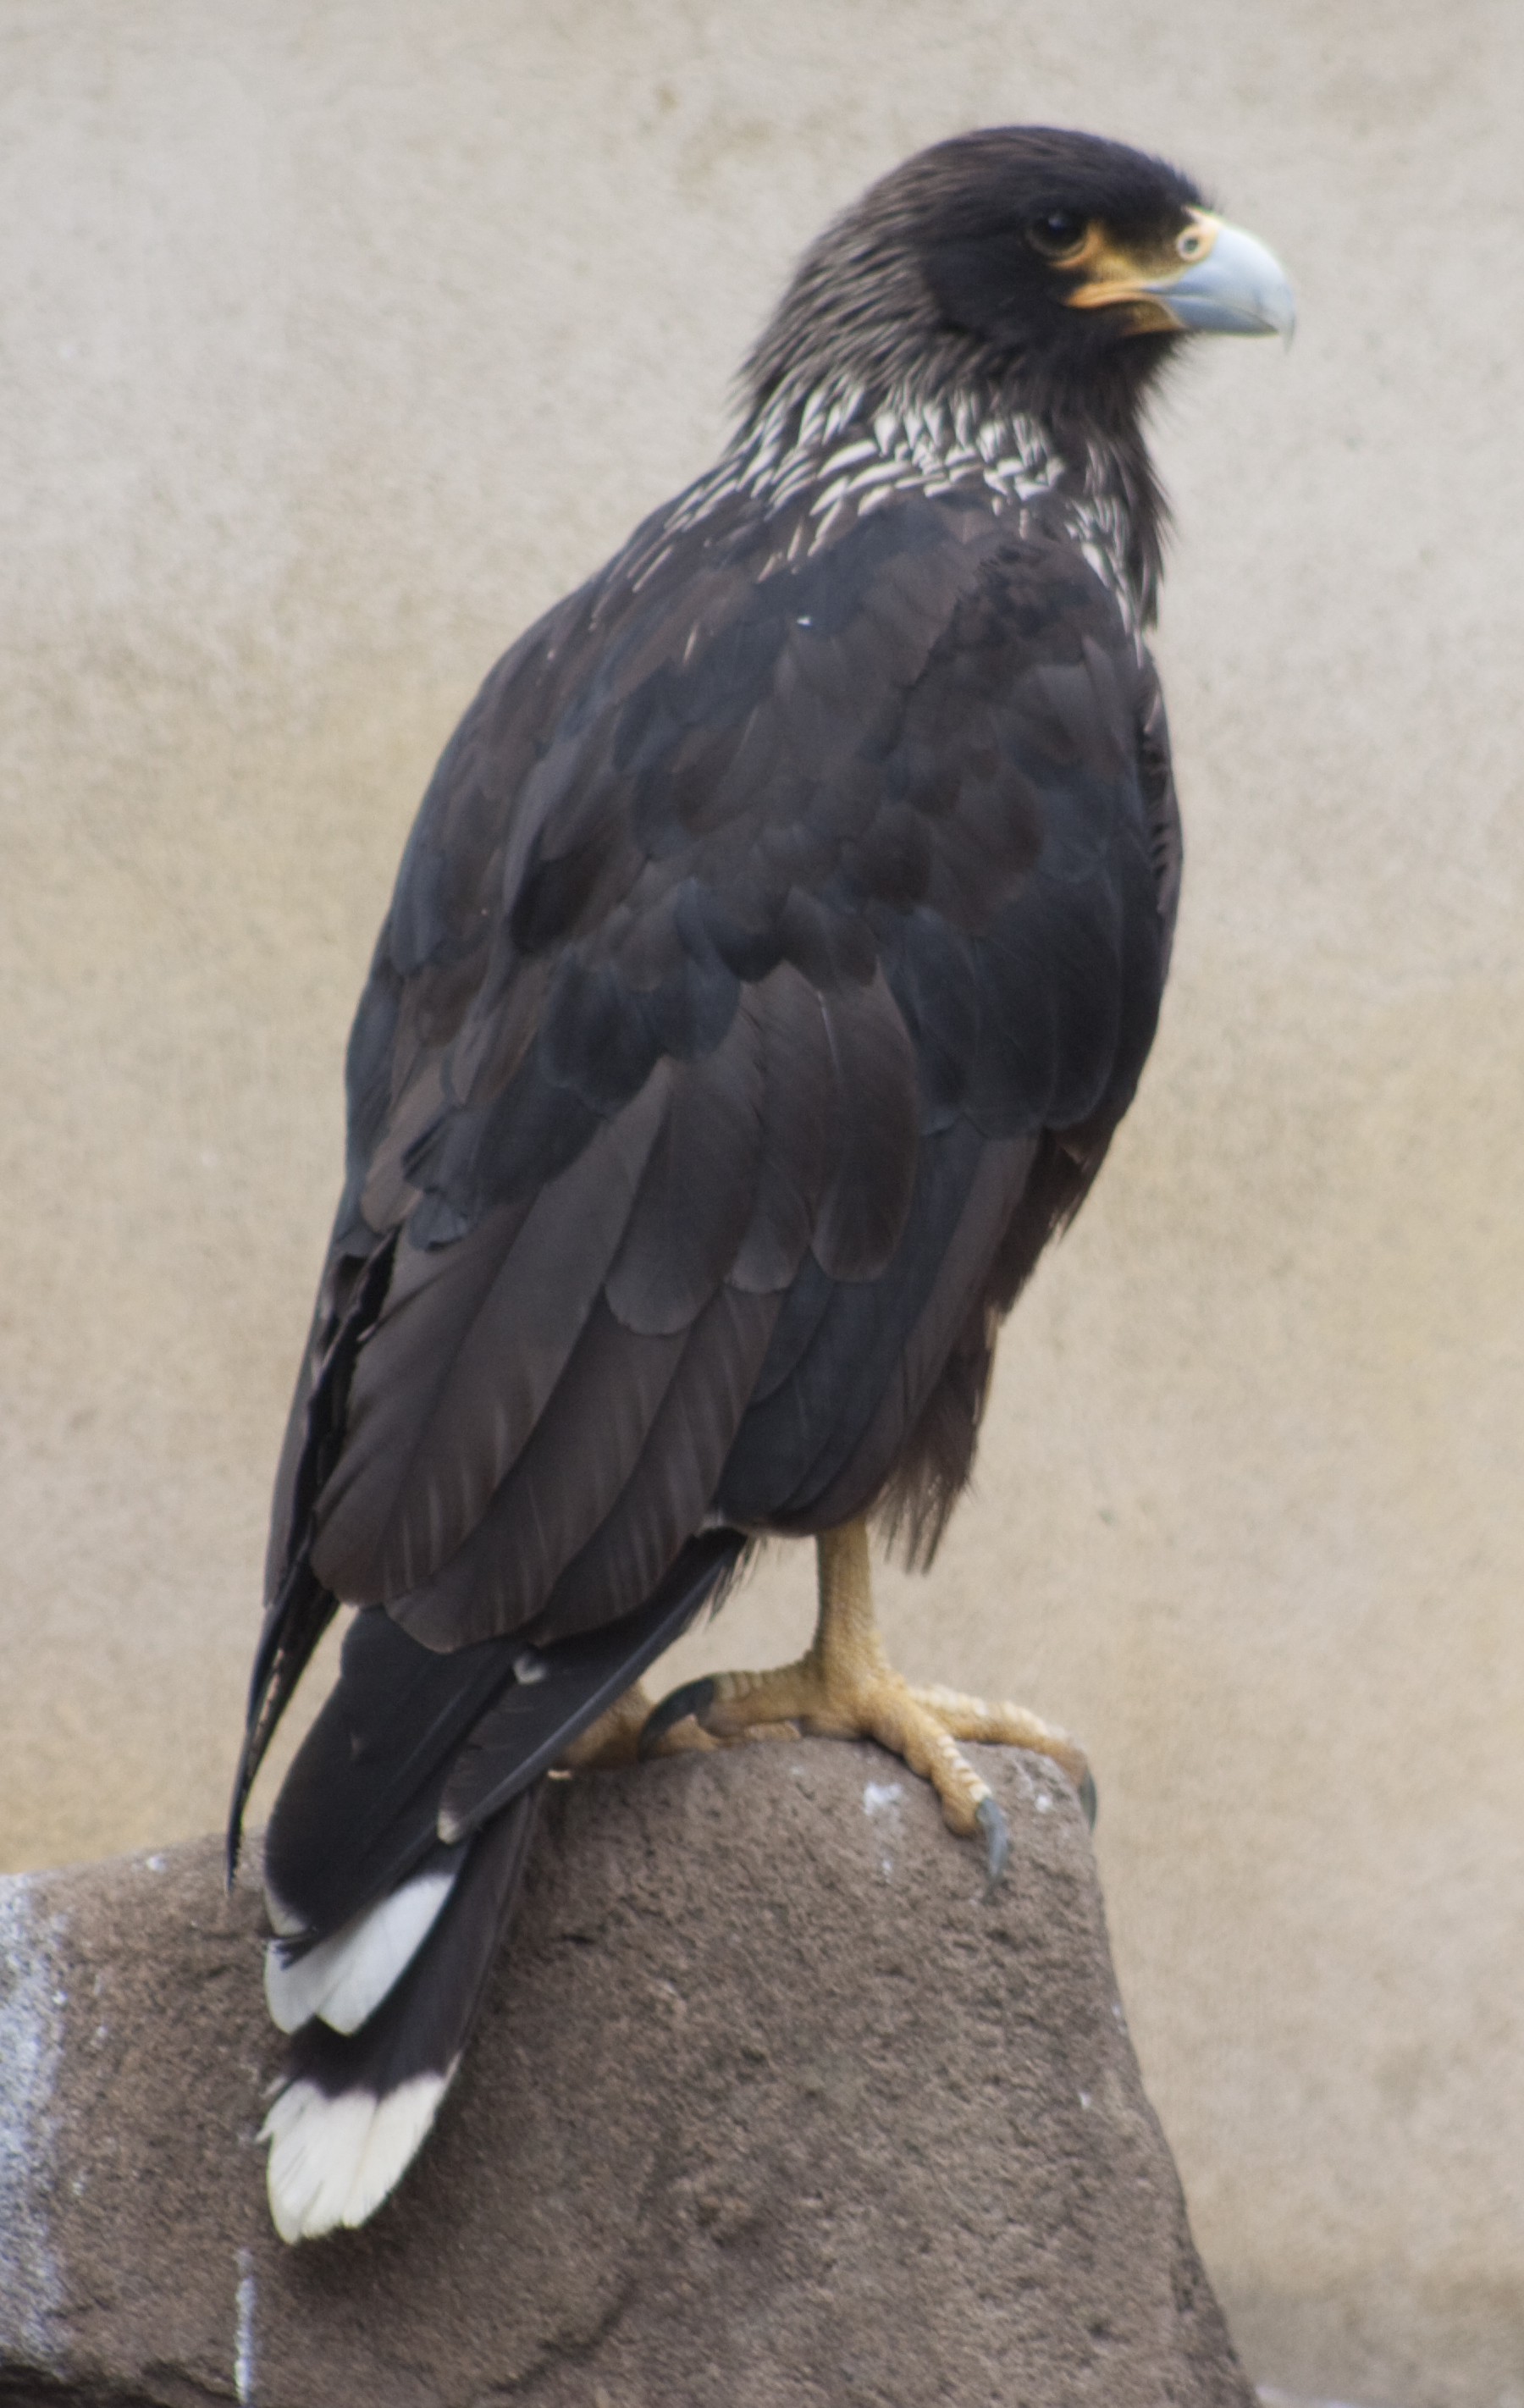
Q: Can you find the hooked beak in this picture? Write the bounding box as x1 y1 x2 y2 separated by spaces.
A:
1146 213 1295 341
1068 210 1296 345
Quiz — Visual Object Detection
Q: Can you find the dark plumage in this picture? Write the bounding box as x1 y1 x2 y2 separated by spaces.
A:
229 126 1290 2240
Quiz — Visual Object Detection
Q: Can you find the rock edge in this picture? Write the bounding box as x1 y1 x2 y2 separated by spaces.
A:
0 1741 1252 2407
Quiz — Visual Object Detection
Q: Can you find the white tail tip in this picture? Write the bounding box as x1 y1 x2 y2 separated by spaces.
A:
261 2068 454 2242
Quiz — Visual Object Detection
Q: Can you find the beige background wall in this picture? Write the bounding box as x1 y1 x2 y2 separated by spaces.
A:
3 4 1522 2400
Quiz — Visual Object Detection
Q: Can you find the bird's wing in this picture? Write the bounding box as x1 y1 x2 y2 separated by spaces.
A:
233 475 1177 1871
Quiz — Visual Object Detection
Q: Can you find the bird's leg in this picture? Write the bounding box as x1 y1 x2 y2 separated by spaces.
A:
642 1518 1092 1883
558 1680 719 1770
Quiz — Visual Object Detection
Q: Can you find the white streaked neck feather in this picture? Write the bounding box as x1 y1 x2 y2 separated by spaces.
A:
641 373 1146 639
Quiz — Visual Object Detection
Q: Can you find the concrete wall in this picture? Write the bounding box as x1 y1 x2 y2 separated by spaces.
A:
3 4 1521 2400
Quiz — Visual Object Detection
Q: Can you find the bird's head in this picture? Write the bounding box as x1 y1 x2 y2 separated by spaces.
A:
744 127 1293 437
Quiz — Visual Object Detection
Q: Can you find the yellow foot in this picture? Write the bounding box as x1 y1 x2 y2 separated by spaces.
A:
557 1681 660 1770
640 1521 1094 1888
558 1678 735 1769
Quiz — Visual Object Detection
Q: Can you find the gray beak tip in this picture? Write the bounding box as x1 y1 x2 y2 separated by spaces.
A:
1152 218 1296 345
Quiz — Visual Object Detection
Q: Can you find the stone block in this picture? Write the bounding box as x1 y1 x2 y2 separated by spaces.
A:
0 1742 1251 2405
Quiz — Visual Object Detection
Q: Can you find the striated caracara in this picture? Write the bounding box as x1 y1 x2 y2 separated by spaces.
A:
226 126 1292 2242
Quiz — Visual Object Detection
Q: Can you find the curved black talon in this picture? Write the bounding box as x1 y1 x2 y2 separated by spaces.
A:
975 1793 1010 1896
1078 1769 1098 1831
638 1676 717 1759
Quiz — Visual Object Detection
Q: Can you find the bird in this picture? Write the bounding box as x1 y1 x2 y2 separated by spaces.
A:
227 125 1292 2243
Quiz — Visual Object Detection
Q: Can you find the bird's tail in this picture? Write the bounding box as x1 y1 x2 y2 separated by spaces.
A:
253 1527 748 2240
260 1787 540 2243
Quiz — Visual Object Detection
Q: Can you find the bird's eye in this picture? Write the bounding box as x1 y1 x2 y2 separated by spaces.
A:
1028 210 1087 262
1176 220 1212 263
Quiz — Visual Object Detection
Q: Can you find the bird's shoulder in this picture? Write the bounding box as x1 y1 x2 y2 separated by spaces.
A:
344 474 1164 1227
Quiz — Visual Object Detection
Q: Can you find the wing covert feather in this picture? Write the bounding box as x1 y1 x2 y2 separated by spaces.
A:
260 478 1179 1688
312 1071 672 1602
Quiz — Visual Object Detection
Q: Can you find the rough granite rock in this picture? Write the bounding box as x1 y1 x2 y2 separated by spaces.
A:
0 1742 1253 2407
